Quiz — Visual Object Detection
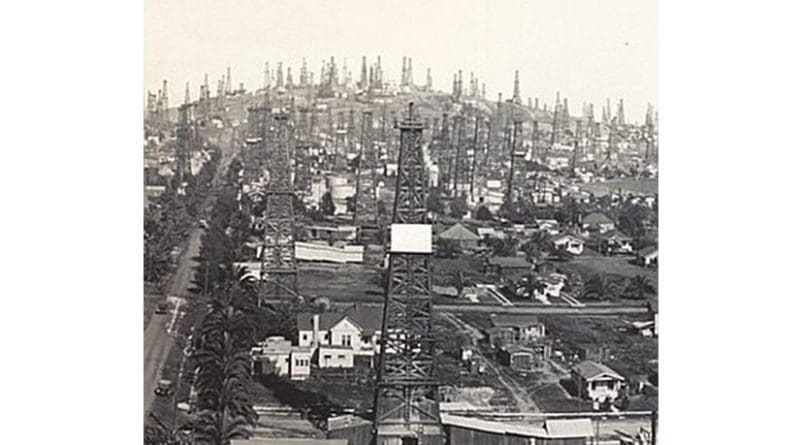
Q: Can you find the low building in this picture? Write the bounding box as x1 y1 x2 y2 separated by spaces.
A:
489 314 546 342
305 225 359 243
496 344 550 371
485 256 534 279
441 414 593 445
550 233 585 255
637 245 658 267
571 360 626 403
581 212 615 233
295 241 364 263
437 222 481 251
250 336 312 381
598 230 634 255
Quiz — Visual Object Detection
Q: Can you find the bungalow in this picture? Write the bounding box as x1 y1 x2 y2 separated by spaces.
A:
250 336 312 381
581 212 615 233
571 360 626 403
598 230 634 255
497 343 551 370
437 222 481 251
489 314 546 342
297 305 384 369
484 256 534 279
637 245 658 267
550 233 585 255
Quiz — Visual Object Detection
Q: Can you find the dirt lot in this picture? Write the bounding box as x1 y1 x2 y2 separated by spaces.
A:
297 262 383 302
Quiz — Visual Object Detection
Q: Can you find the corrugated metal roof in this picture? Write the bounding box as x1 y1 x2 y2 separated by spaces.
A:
544 418 593 438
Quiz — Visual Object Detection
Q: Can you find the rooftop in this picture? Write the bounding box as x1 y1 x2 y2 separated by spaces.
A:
297 305 383 335
572 360 625 381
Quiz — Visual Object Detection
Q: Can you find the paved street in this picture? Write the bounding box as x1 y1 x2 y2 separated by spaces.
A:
143 128 236 416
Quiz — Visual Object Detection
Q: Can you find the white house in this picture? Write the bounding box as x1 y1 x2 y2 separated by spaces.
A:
250 336 312 381
582 212 615 233
297 305 384 369
637 245 658 267
571 360 626 403
550 233 585 255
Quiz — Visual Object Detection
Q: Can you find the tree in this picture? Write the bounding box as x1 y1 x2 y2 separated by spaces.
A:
194 286 258 445
320 192 335 216
475 205 493 221
426 191 445 214
622 275 655 300
583 273 620 301
449 195 469 218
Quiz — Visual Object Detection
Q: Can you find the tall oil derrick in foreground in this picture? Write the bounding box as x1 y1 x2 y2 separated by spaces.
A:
506 120 523 203
451 115 467 197
260 113 299 301
353 111 377 226
373 103 442 445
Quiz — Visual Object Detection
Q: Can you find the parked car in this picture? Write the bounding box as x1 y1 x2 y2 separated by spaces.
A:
154 379 173 397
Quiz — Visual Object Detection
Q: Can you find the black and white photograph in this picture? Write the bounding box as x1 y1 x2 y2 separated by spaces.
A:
142 1 658 444
12 1 800 445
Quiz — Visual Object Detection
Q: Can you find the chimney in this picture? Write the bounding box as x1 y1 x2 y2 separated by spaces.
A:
312 313 320 347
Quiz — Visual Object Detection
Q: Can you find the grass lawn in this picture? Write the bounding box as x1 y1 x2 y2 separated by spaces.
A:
298 263 383 302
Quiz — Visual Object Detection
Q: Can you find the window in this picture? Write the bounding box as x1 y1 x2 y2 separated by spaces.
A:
302 333 308 341
342 334 352 347
338 354 345 360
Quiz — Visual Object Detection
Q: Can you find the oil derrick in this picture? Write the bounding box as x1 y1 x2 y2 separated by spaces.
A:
481 83 486 100
160 80 170 123
506 120 522 203
469 72 475 97
451 73 458 99
184 82 191 105
175 103 193 185
534 97 539 110
458 70 463 98
644 104 655 162
373 103 442 445
425 68 432 92
437 113 451 191
531 120 539 159
260 112 299 301
562 98 570 127
452 115 468 197
225 67 232 95
468 114 481 200
294 107 312 197
286 67 294 88
146 91 158 120
617 99 625 126
401 57 408 86
571 120 583 177
407 57 414 86
550 101 559 154
511 70 522 105
360 56 369 89
353 111 377 226
604 98 612 124
333 111 347 170
348 109 357 162
300 58 309 87
276 62 284 89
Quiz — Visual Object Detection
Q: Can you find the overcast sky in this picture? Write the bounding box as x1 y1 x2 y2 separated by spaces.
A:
145 0 657 122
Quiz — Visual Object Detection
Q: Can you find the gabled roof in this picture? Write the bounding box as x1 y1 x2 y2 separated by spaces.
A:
438 223 480 241
599 229 633 241
490 314 542 329
572 360 625 381
583 212 614 225
549 233 584 244
297 305 383 335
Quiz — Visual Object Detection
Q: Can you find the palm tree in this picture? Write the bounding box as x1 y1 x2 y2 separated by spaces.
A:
583 273 620 301
623 275 655 300
194 288 257 445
